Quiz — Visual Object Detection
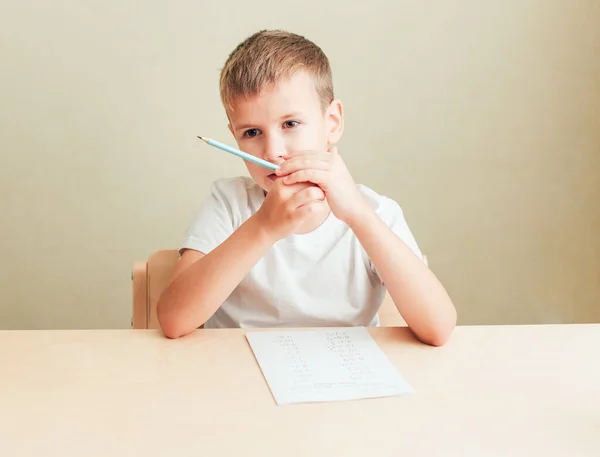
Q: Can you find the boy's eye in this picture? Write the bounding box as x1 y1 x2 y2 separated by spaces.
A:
243 128 261 138
283 120 300 129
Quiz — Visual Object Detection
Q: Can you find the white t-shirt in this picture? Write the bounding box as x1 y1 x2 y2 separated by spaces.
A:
181 177 422 329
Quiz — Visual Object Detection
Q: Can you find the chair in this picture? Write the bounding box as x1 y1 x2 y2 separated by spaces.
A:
131 249 427 329
132 250 180 329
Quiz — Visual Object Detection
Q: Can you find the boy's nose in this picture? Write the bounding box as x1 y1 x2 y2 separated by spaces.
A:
262 137 286 164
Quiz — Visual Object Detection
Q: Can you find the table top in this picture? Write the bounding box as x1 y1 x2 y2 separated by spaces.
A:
1 324 599 457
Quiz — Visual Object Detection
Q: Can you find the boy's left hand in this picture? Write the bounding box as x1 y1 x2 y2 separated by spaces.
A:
275 146 367 225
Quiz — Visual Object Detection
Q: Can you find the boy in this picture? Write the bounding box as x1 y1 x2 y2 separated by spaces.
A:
157 30 456 345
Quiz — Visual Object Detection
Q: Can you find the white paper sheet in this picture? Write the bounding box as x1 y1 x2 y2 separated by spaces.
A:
246 327 414 405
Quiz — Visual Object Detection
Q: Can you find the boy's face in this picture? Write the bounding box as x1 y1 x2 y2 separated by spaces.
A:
227 71 343 192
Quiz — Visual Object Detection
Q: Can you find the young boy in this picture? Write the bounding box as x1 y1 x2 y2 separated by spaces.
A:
157 30 456 345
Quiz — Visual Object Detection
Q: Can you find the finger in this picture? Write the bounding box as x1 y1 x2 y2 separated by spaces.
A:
286 200 323 226
276 157 330 176
289 185 325 209
272 180 316 198
282 149 320 159
293 200 325 219
284 169 329 186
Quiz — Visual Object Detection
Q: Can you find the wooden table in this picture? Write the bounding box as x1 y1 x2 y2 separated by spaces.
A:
1 325 599 456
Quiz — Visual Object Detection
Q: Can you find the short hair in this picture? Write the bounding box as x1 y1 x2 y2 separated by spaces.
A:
220 30 334 112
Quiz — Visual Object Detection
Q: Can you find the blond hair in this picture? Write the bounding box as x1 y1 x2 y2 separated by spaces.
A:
219 30 334 112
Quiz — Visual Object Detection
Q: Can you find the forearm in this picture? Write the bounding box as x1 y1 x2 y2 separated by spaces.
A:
349 203 456 346
157 215 274 338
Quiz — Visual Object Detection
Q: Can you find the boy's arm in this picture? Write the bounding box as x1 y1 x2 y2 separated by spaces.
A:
276 148 456 346
349 201 456 346
157 215 274 338
157 180 325 338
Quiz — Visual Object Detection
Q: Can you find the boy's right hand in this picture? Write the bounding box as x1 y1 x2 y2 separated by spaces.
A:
253 180 325 241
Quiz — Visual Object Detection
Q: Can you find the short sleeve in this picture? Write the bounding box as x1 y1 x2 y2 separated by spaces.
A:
180 180 237 255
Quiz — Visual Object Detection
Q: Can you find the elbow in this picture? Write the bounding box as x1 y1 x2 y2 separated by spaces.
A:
423 328 453 347
159 317 193 339
157 312 181 339
160 322 187 339
419 308 457 347
156 290 212 339
157 300 192 339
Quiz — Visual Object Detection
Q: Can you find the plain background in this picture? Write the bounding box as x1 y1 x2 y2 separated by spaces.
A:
0 1 598 329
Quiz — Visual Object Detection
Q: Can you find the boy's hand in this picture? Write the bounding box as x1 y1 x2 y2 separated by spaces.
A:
254 180 326 241
275 147 366 226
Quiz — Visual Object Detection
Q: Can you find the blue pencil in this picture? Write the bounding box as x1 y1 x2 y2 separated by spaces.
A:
197 136 279 171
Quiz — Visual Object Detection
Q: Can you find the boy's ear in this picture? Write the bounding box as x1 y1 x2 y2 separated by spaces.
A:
326 99 344 144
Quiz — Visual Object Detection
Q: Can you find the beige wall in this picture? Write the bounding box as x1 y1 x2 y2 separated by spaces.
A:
0 1 598 329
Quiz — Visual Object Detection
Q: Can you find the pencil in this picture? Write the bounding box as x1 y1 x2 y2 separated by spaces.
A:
197 136 279 171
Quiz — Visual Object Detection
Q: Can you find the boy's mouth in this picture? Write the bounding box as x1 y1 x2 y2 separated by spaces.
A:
267 173 279 181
